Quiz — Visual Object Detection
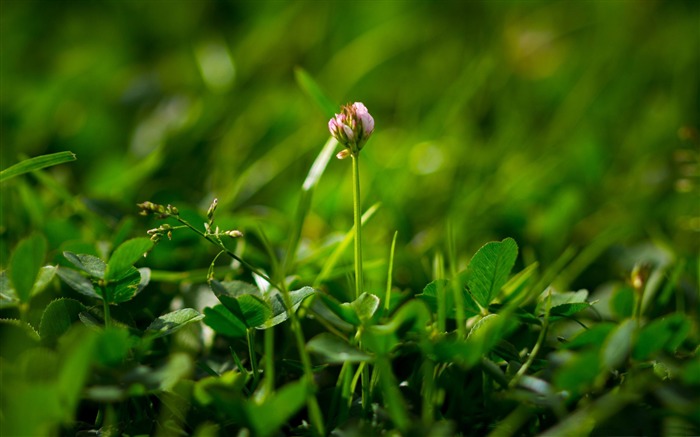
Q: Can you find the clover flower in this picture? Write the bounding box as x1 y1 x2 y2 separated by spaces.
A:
328 102 374 158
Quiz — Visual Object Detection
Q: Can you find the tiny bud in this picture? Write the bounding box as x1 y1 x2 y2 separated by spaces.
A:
336 149 351 160
631 263 651 293
167 231 172 240
226 230 244 238
207 198 219 221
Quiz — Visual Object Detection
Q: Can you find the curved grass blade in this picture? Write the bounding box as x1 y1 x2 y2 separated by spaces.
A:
0 151 76 183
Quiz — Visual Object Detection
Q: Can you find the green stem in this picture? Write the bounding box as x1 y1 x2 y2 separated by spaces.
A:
511 291 551 387
103 299 111 328
247 329 259 387
351 154 364 299
263 328 275 395
174 215 277 288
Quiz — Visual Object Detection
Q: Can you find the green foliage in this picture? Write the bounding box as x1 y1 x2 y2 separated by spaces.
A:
1 2 699 436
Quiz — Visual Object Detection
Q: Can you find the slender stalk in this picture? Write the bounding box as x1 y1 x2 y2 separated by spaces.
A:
103 299 111 328
351 154 364 298
247 329 259 387
385 231 398 311
263 328 275 395
511 291 551 387
174 216 276 287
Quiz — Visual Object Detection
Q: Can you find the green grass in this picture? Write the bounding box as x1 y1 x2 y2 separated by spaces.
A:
1 1 699 436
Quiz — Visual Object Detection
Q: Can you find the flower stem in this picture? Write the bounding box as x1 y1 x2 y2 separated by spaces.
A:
352 154 364 299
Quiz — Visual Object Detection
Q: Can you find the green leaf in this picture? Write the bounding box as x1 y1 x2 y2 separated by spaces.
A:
146 308 205 339
9 234 47 303
419 279 481 319
0 151 76 183
63 252 106 278
549 302 592 320
610 286 635 319
38 298 86 345
294 67 337 118
110 267 150 304
561 323 615 350
319 293 361 326
30 265 57 296
259 286 316 328
203 304 247 338
553 350 600 395
362 300 432 355
632 314 691 360
464 238 518 307
56 267 101 300
0 271 19 308
248 379 311 437
307 333 372 364
105 238 153 281
601 318 636 370
209 280 271 328
348 292 380 324
95 327 133 366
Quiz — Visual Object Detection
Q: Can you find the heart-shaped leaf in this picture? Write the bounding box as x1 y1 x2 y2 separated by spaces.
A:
463 238 518 308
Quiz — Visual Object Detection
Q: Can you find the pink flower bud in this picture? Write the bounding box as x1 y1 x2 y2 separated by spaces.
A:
328 102 375 155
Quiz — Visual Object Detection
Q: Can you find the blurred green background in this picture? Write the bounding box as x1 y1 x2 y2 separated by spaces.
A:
2 1 698 293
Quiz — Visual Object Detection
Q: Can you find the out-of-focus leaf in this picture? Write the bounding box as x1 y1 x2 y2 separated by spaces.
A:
307 333 372 364
146 308 205 339
95 327 132 366
632 314 691 360
0 271 19 308
553 350 600 395
602 318 636 370
0 151 76 182
30 266 57 296
248 379 311 437
104 238 153 281
38 298 86 345
203 304 247 338
63 252 106 278
610 286 635 319
9 233 47 303
561 323 615 350
464 238 518 308
56 267 101 300
549 302 592 320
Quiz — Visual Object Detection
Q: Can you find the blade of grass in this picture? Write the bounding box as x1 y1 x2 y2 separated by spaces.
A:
1 151 76 183
294 67 337 119
283 137 337 278
384 231 398 311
